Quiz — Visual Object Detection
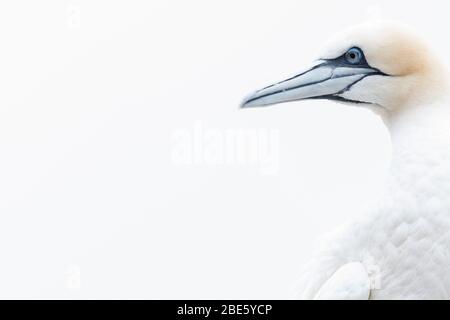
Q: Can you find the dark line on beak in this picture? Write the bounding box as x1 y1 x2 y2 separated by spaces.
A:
244 70 388 107
335 73 371 94
244 72 368 106
244 77 330 105
313 95 371 104
256 62 326 93
312 72 388 105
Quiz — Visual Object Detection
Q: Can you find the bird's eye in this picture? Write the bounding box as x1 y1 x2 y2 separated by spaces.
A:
345 48 363 64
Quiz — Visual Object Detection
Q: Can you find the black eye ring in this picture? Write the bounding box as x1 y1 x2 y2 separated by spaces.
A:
345 48 363 65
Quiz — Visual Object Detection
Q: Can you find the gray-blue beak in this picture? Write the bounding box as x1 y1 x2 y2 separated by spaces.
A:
240 61 380 108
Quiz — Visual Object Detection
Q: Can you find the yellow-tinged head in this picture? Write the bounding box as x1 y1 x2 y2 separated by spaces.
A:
241 20 448 117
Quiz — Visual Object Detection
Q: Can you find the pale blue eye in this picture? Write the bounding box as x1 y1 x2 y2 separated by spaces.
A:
345 48 363 64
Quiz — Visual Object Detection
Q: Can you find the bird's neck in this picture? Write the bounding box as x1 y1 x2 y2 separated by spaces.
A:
383 99 450 202
387 96 450 151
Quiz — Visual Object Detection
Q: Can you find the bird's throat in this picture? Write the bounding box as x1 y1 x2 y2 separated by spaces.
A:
386 103 450 202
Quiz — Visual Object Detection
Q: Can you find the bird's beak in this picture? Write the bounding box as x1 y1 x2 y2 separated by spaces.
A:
240 61 380 108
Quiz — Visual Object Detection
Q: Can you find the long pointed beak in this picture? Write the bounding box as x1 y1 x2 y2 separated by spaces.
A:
240 61 379 108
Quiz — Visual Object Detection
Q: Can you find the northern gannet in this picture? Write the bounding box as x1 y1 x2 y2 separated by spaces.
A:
241 21 450 300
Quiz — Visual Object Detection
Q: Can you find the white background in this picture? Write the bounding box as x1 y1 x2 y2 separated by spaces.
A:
0 1 448 299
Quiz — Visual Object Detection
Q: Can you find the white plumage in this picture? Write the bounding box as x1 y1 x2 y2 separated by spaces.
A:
241 21 450 299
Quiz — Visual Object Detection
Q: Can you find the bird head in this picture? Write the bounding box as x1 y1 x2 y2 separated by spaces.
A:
241 21 448 117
